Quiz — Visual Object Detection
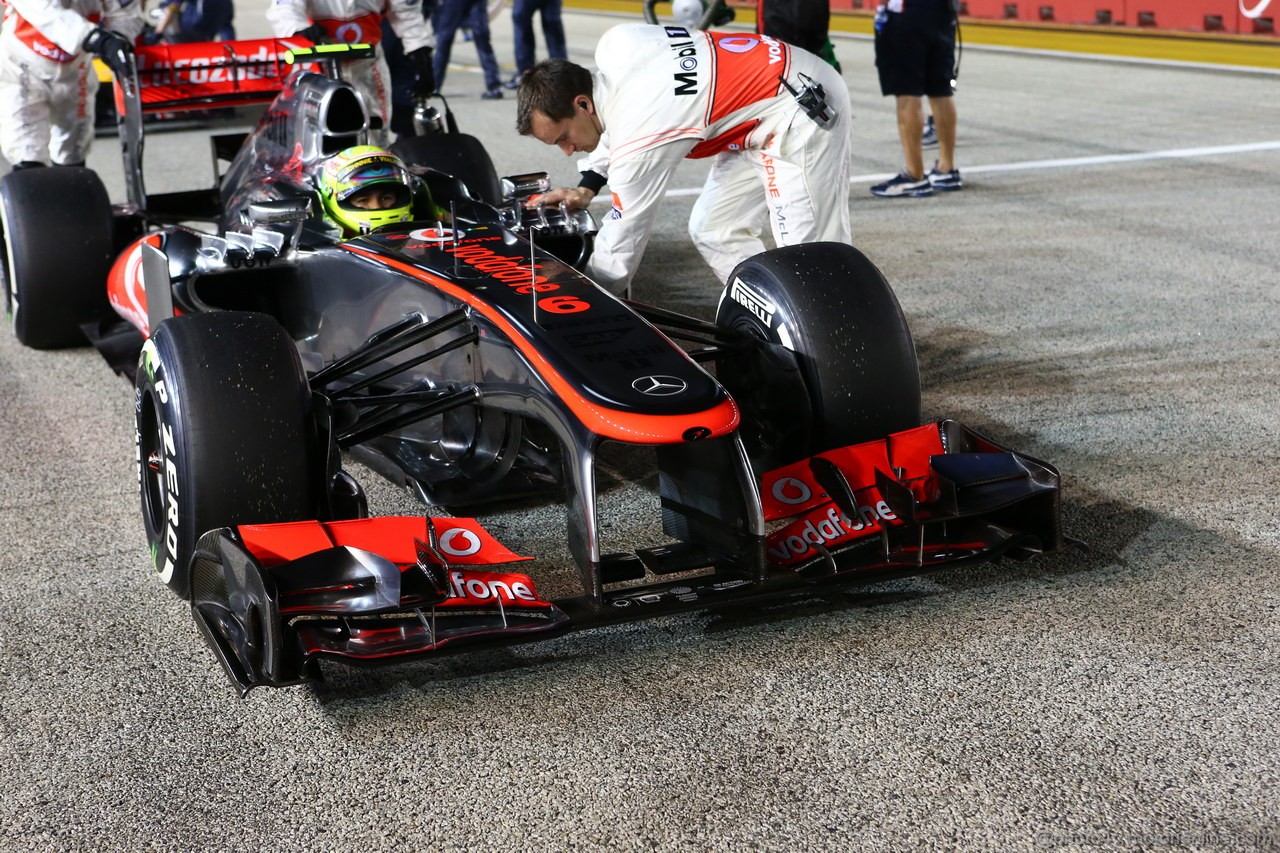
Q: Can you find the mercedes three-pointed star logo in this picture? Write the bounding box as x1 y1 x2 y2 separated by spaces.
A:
632 374 688 396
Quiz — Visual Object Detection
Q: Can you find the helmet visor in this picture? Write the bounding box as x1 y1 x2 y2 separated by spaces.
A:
337 181 413 212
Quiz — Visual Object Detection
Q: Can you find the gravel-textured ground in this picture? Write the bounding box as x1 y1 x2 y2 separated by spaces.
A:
1 11 1277 851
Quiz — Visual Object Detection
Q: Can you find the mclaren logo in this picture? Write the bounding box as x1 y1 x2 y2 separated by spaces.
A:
632 375 687 396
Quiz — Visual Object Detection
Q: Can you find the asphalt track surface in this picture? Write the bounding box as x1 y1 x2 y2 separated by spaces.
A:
2 10 1279 852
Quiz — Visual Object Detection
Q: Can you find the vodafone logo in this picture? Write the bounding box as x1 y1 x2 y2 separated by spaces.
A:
771 476 813 506
448 570 537 602
437 527 481 557
410 226 461 242
1241 0 1271 16
335 22 365 43
718 36 759 54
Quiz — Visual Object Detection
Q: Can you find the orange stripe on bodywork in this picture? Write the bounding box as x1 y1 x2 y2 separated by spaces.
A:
107 234 165 338
340 244 740 445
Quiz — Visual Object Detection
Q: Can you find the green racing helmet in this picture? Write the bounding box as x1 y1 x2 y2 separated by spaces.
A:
319 145 415 234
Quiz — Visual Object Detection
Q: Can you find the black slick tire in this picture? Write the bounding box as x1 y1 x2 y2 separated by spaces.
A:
715 242 921 468
136 311 318 599
0 167 114 349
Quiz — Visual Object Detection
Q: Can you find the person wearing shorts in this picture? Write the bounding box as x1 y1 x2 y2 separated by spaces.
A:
870 0 961 197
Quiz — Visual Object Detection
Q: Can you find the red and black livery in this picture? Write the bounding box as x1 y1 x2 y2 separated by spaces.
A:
0 42 1065 695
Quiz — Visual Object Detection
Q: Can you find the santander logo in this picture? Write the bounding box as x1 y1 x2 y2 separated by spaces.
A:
1240 0 1271 17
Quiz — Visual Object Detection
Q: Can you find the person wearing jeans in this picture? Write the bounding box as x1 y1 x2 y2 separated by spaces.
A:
505 0 565 89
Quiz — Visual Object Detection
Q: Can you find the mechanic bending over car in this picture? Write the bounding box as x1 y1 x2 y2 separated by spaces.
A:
515 23 852 295
0 0 142 169
267 0 436 144
318 144 446 235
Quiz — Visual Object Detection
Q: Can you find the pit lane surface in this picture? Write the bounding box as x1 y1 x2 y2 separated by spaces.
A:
2 11 1278 851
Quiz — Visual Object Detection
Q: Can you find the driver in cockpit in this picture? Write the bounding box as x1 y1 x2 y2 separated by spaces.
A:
318 144 442 236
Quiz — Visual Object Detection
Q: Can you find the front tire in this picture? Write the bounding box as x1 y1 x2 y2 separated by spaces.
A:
0 167 114 348
136 312 319 599
715 243 921 469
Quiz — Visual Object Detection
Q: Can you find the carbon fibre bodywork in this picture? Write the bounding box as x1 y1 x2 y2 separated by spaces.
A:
48 42 1065 693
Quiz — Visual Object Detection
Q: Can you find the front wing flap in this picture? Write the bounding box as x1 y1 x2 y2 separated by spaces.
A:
190 516 567 696
188 421 1064 695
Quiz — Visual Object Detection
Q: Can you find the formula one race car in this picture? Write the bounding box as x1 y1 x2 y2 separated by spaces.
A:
0 41 1064 695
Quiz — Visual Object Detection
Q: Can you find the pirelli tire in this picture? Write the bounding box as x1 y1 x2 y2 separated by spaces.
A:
136 311 319 599
715 242 922 469
0 167 114 349
390 132 503 206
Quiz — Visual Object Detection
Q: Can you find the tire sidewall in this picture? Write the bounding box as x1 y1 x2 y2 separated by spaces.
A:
134 312 319 599
716 243 922 464
136 335 195 597
0 168 114 349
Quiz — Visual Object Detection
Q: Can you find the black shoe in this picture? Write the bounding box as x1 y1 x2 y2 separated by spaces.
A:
922 115 938 149
481 88 503 100
503 74 521 90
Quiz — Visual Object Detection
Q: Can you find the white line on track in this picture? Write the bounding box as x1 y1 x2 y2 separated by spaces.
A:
656 140 1280 197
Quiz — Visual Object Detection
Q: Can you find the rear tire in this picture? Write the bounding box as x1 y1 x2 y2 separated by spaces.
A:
136 311 319 599
715 243 921 468
0 167 114 348
391 133 502 206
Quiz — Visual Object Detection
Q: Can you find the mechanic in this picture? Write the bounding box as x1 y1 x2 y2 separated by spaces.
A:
267 0 435 142
0 0 143 169
515 23 852 296
318 144 443 235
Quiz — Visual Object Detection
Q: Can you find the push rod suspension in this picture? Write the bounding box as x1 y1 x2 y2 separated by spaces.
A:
310 308 469 388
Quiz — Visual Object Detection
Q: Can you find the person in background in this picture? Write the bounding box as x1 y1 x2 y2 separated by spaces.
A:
267 0 435 140
502 0 565 90
432 0 503 99
755 0 841 72
380 0 436 137
870 0 961 197
150 0 235 43
0 0 143 169
516 24 851 296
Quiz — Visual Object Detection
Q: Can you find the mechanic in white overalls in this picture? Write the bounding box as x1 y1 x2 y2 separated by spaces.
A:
0 0 143 169
267 0 435 141
516 23 852 295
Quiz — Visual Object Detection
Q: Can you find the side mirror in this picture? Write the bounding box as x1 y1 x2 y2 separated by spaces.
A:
244 197 312 225
501 172 550 203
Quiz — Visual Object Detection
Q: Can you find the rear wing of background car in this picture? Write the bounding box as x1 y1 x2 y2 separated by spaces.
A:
112 40 375 210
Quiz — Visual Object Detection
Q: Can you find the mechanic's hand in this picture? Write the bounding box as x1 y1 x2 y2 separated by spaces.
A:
292 24 330 44
82 28 134 78
407 46 436 97
528 186 596 210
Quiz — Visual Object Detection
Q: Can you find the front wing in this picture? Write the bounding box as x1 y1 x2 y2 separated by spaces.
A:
191 420 1064 695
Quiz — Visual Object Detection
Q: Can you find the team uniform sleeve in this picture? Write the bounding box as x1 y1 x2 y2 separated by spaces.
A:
6 0 97 54
384 0 434 52
585 139 694 293
576 134 611 191
266 0 312 38
103 0 145 41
